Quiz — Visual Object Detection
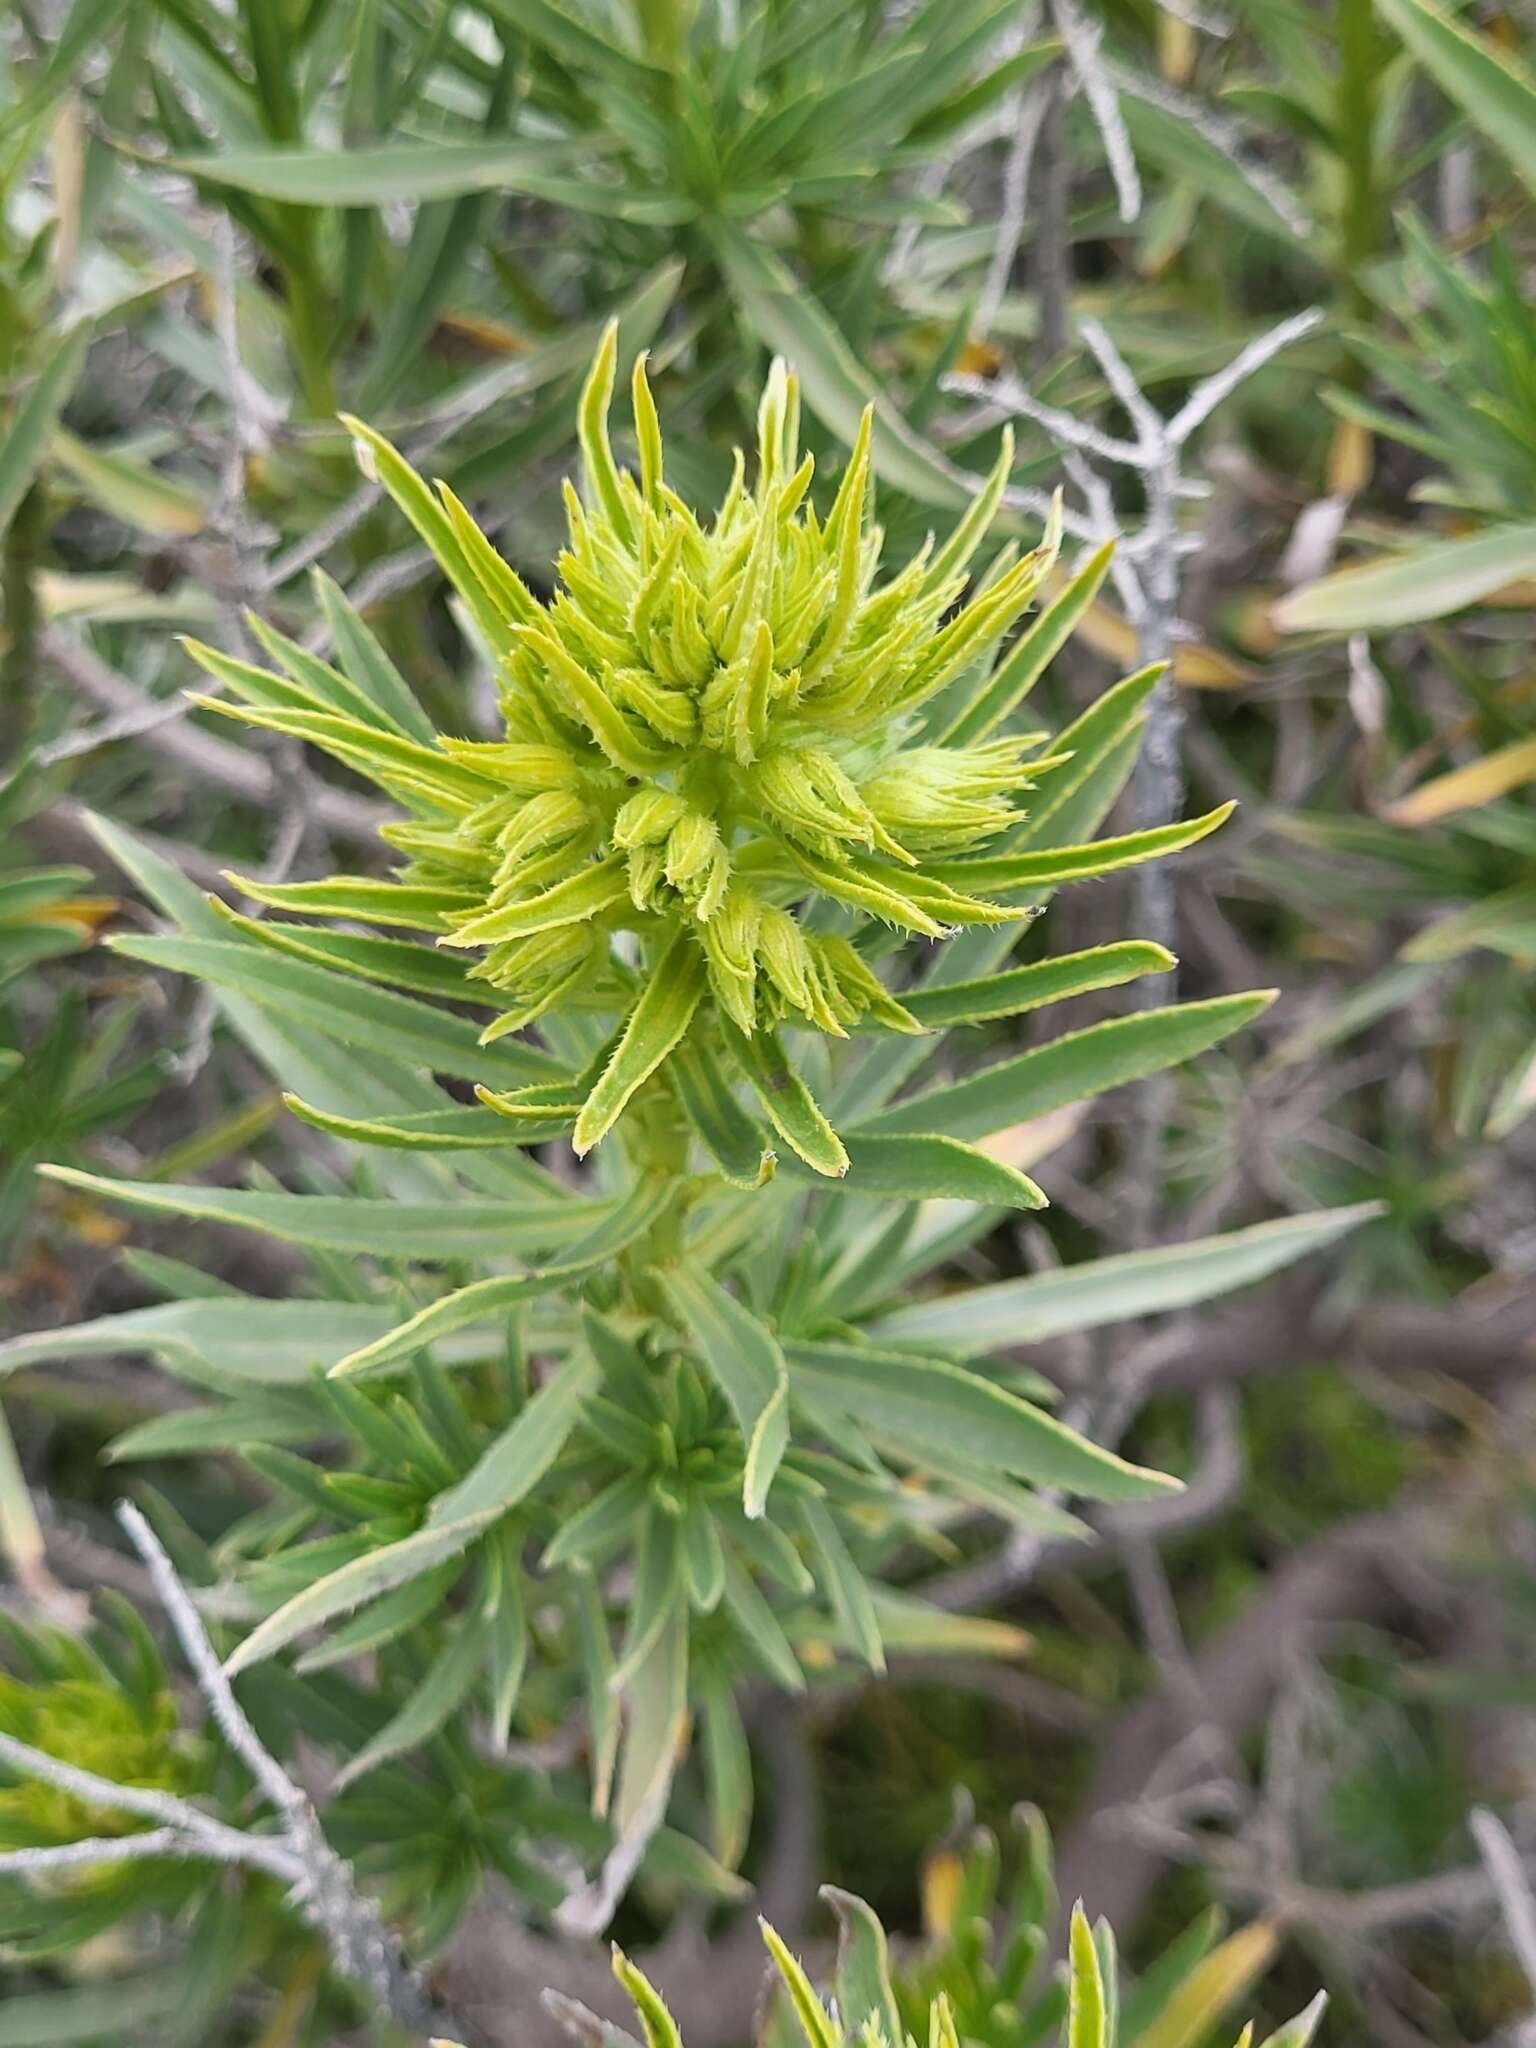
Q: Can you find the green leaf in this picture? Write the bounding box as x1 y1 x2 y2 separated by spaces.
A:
868 1589 1033 1662
37 1164 603 1260
1069 1904 1110 2048
1014 666 1164 850
901 942 1174 1029
613 1951 685 2048
613 1506 686 1689
783 1341 1178 1502
722 1556 806 1693
293 1563 462 1672
282 1096 532 1151
860 992 1275 1142
329 1177 674 1377
0 329 91 545
798 1495 884 1672
784 1132 1045 1209
429 1352 597 1527
666 1265 790 1518
934 805 1234 895
163 137 630 206
698 1666 753 1868
312 571 436 743
1256 1994 1328 2048
680 1501 727 1612
936 541 1116 745
334 1608 488 1787
543 1471 650 1572
108 1395 317 1464
574 932 708 1155
477 0 664 90
711 223 995 515
671 1039 776 1188
224 1513 492 1674
613 1595 689 1835
761 1923 840 2048
337 416 539 657
824 1887 904 2048
873 1205 1383 1348
239 612 419 739
0 1296 399 1386
1375 0 1536 195
1135 1924 1277 2048
719 1019 849 1177
109 934 559 1087
50 429 206 537
215 910 477 1002
1272 522 1536 631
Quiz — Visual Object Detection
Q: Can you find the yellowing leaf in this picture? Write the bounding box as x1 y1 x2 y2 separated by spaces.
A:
922 1851 966 1940
1272 521 1536 632
49 428 207 537
1137 1923 1278 2048
1384 737 1536 824
1325 417 1373 497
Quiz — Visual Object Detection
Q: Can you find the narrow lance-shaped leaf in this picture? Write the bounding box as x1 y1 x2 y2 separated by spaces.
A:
1375 0 1536 199
798 1495 885 1672
901 940 1174 1029
936 540 1117 746
781 1132 1045 1209
333 1608 489 1789
932 805 1234 896
860 991 1275 1143
825 1884 905 2048
108 934 561 1087
874 1204 1383 1348
760 1923 840 2048
719 1018 849 1177
36 1165 601 1261
429 1351 598 1528
1069 1904 1111 2048
225 1514 493 1675
574 931 708 1155
665 1265 789 1518
330 1177 675 1378
1271 523 1536 633
0 327 91 544
612 1597 689 1838
671 1039 777 1188
611 1950 685 2048
784 1340 1178 1502
1136 1923 1278 2048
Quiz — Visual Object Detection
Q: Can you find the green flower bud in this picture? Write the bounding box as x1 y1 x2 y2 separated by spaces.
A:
198 325 1128 1158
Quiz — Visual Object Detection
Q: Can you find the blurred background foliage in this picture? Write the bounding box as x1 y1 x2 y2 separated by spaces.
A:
0 0 1534 2043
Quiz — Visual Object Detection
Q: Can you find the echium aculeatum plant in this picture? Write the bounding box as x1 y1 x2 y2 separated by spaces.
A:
180 322 1231 1177
0 327 1322 1960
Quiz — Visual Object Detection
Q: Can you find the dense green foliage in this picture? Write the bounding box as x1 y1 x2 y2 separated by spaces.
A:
0 0 1533 2042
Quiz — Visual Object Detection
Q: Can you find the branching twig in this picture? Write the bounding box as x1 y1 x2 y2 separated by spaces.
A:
1051 0 1140 222
1106 63 1314 241
951 305 1321 1245
0 1502 470 2044
1472 1809 1536 2005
